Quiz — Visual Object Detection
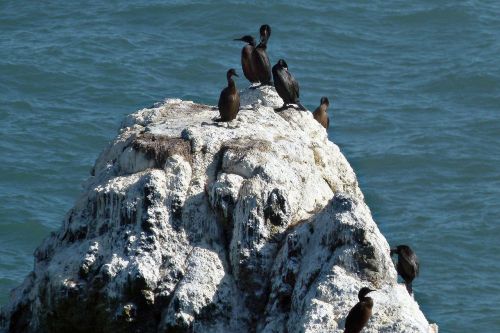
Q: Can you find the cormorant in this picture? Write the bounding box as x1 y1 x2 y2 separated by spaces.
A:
272 59 306 111
390 245 420 295
234 35 258 84
313 96 330 129
252 24 272 86
218 69 240 122
344 287 375 333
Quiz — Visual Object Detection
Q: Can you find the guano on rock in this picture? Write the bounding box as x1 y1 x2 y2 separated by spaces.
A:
0 87 438 333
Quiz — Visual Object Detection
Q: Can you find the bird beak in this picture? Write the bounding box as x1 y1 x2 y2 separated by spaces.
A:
233 73 239 77
233 38 243 41
369 289 376 293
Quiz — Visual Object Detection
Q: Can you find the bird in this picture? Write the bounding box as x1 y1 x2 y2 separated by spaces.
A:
218 69 240 122
313 96 330 129
234 35 259 84
251 24 272 86
344 287 375 333
390 245 420 295
272 59 306 111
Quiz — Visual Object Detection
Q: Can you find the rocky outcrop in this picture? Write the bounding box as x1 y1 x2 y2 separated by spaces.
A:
0 86 437 333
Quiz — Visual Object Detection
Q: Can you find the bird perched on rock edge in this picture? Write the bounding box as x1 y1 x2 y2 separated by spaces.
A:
344 287 375 333
313 96 330 129
272 59 306 111
234 35 259 84
218 68 240 122
390 244 420 295
252 24 272 87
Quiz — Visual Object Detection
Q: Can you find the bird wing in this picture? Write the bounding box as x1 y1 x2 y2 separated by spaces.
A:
218 87 228 110
344 303 366 333
401 248 420 277
272 66 289 103
242 45 258 82
344 303 357 332
253 47 271 82
313 106 320 119
257 49 270 69
279 70 299 102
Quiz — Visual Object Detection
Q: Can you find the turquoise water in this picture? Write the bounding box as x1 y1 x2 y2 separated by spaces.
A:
1 1 499 331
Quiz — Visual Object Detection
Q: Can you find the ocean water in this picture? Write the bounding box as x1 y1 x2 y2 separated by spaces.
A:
1 1 499 331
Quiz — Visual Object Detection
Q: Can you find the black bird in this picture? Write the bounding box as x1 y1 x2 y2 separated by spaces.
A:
234 35 258 84
218 69 240 122
344 287 375 333
272 59 306 111
252 24 272 86
313 96 330 129
390 245 420 295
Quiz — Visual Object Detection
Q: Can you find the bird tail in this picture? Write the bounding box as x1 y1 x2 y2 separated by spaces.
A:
296 101 307 111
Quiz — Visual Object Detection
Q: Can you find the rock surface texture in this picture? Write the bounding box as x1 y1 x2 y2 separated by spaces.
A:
1 87 438 333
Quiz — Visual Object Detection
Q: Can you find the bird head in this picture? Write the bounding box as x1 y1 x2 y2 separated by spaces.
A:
358 287 376 300
227 68 238 79
277 59 288 70
320 96 330 107
234 35 256 46
259 24 271 42
390 244 411 255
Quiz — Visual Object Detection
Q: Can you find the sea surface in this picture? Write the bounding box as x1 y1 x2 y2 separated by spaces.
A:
1 1 499 331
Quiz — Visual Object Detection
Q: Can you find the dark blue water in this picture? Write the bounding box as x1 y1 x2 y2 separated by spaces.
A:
1 1 499 331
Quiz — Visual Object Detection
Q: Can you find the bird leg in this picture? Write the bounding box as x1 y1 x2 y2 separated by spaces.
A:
405 282 413 295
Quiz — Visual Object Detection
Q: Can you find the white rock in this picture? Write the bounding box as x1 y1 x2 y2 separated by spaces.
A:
0 86 437 333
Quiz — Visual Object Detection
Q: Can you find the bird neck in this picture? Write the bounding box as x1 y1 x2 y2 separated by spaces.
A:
227 77 236 88
361 297 373 308
320 104 328 113
257 40 267 49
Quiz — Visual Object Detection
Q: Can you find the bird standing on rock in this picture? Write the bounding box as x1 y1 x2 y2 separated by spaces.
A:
390 245 420 295
313 96 330 129
234 35 259 84
344 287 375 333
272 59 306 111
218 69 240 122
252 24 272 86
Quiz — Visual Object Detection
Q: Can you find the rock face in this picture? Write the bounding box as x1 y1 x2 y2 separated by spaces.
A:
0 87 437 333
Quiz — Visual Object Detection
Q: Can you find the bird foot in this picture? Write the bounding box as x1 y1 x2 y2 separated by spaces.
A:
294 103 307 111
214 117 238 124
274 105 290 112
